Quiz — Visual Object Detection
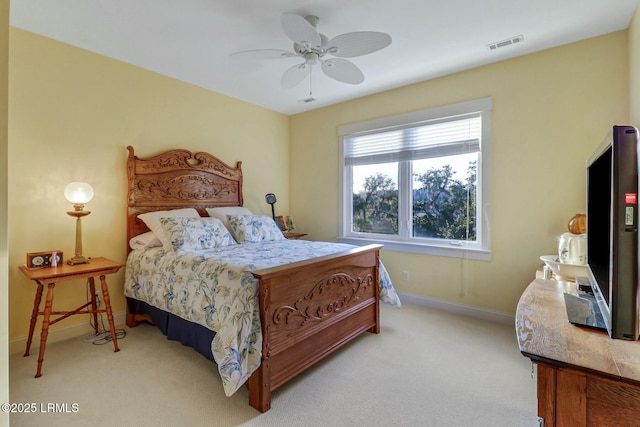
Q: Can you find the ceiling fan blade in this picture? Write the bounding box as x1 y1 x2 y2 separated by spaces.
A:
321 58 364 85
230 49 298 60
281 62 311 88
281 13 321 48
326 32 392 58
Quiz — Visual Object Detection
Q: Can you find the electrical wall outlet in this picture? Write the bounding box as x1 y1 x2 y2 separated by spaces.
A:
402 271 409 281
94 292 101 308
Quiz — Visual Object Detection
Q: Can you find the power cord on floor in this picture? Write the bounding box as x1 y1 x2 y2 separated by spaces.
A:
84 329 127 346
84 280 127 346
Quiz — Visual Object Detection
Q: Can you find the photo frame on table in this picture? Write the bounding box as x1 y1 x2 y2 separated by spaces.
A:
274 215 295 232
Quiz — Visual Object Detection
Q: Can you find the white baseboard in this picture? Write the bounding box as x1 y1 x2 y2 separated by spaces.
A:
9 298 514 355
398 292 515 326
9 311 127 356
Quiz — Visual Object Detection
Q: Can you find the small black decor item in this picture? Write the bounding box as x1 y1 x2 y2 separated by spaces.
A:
265 193 277 220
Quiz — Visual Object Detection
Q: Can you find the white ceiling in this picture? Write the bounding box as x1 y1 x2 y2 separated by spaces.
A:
10 0 639 115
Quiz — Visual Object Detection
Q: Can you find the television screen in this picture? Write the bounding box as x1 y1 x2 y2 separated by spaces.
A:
585 125 639 340
586 146 612 306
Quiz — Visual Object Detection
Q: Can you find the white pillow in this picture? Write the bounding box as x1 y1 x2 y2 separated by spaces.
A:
227 214 285 243
205 206 253 234
129 231 162 250
138 208 200 251
159 217 237 252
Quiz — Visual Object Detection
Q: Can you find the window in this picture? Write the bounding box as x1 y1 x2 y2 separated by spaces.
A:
338 98 491 261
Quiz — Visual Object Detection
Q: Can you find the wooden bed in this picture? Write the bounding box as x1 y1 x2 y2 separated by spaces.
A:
124 146 382 412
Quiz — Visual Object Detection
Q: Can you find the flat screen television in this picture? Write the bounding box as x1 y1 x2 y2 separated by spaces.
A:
586 124 639 340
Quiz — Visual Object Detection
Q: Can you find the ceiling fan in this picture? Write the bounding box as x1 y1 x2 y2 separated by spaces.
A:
231 13 392 89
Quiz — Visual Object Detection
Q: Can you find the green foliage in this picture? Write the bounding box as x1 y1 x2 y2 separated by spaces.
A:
413 162 476 240
352 163 477 240
352 172 398 234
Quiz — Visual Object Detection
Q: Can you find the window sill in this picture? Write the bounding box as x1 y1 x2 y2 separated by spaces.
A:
337 237 491 261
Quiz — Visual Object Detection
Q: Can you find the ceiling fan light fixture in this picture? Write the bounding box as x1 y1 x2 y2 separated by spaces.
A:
305 52 319 64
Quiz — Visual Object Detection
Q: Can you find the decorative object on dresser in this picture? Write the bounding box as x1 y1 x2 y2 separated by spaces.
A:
124 146 400 412
64 182 94 265
568 213 586 234
539 255 587 282
557 232 587 265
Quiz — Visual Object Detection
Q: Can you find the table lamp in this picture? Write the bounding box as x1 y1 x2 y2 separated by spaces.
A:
64 182 93 265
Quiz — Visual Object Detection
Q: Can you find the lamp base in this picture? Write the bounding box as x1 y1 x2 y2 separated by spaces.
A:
67 255 90 265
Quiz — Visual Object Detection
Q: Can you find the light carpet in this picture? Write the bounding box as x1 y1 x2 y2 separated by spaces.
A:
8 303 538 427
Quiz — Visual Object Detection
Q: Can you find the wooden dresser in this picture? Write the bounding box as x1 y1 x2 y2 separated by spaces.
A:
516 277 640 427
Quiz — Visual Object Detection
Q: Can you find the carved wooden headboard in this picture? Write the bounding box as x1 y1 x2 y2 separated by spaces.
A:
126 146 243 245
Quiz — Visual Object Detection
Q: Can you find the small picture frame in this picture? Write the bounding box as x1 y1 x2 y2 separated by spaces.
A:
275 215 288 232
285 215 295 231
274 215 296 232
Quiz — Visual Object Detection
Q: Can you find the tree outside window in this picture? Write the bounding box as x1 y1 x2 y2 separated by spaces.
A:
339 97 491 260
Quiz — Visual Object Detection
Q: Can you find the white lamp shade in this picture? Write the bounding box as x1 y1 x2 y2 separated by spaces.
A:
64 182 94 204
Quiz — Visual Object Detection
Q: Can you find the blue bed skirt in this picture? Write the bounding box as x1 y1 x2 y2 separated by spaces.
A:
126 297 216 362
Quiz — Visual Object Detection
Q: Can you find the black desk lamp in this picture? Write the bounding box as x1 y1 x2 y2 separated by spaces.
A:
265 193 276 220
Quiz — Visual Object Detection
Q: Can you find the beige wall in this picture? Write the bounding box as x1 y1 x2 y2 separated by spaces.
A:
289 31 629 315
7 29 290 341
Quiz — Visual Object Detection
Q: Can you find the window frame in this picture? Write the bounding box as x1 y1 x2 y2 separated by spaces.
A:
338 97 492 261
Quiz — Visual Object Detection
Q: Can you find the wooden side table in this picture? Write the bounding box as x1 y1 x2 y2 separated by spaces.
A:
19 257 123 377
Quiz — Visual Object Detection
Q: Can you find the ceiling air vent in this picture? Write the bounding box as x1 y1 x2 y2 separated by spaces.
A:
487 35 524 51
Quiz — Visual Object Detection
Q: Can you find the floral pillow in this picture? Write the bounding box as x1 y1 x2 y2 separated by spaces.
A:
205 206 253 233
138 208 201 251
159 217 237 252
227 215 285 243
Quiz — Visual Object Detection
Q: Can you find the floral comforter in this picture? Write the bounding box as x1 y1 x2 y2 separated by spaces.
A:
124 240 401 396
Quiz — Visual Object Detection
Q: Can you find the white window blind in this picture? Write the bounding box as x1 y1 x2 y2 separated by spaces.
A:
344 114 481 166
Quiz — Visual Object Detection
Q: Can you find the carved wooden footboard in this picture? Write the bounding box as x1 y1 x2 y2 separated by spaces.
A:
248 244 381 412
